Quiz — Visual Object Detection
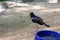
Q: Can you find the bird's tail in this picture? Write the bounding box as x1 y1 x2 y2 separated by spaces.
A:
44 23 50 27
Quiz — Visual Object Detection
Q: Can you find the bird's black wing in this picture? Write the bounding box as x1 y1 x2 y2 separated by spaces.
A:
36 16 50 27
31 16 44 24
35 16 44 22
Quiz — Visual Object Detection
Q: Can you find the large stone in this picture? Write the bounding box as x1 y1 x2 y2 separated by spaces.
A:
47 0 58 3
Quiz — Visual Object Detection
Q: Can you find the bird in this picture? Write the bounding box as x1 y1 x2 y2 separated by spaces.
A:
30 12 50 27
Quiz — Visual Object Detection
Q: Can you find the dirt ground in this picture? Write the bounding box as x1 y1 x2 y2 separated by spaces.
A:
0 2 60 40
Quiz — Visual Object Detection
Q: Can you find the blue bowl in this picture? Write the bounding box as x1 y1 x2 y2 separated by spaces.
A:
34 30 60 40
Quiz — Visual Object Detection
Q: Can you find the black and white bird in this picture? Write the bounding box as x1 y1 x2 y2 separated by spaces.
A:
30 12 50 27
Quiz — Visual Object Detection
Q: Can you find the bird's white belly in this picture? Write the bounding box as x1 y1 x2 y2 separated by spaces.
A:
31 18 34 20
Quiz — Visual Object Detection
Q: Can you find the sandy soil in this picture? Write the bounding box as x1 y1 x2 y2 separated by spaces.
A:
0 2 60 40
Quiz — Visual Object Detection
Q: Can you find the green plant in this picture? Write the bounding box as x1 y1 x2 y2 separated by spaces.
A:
0 0 8 2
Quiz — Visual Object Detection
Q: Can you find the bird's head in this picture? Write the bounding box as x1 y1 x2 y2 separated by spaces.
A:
25 12 35 18
30 12 35 17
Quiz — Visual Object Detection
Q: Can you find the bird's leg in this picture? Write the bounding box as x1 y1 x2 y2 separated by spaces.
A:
36 24 43 29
